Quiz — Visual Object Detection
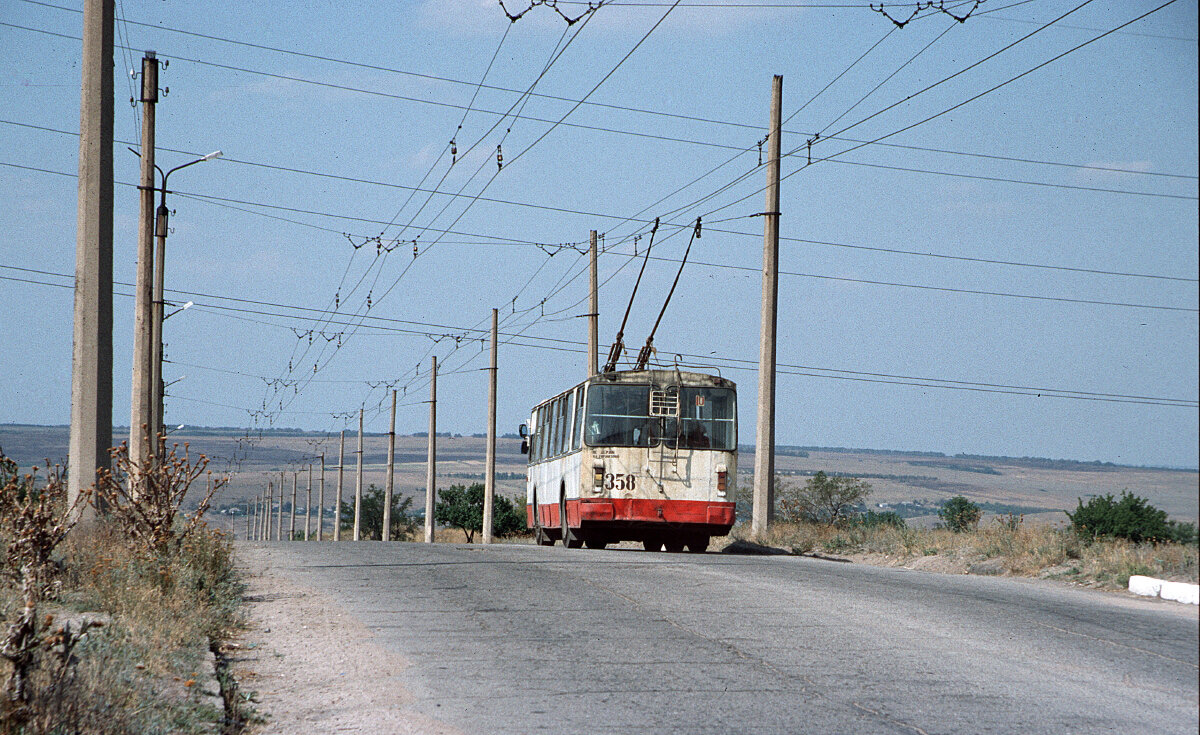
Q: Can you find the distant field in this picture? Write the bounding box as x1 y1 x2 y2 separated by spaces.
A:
2 424 1195 535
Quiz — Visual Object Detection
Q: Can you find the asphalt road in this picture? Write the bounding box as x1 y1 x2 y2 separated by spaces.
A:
241 541 1198 735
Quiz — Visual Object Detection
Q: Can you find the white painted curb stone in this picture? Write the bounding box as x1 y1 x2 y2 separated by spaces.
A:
1129 575 1199 605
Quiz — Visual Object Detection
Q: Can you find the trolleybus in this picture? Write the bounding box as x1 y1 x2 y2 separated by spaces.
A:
521 368 736 552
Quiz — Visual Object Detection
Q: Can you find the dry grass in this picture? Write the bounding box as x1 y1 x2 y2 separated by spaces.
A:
0 522 242 735
727 520 1198 589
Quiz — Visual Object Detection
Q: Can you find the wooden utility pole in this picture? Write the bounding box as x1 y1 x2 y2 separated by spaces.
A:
353 408 364 541
305 463 313 541
424 356 437 543
482 309 498 544
383 390 397 541
588 230 598 378
68 0 114 519
290 472 298 541
752 74 783 538
129 50 159 473
334 432 345 541
318 453 326 541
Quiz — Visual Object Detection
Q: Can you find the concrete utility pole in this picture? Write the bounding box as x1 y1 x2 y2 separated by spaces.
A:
129 51 159 471
245 500 251 540
334 432 344 541
482 309 498 544
290 472 298 540
318 453 326 541
752 74 783 538
588 230 599 378
305 463 313 541
383 390 396 541
264 482 272 541
68 0 114 519
424 356 437 544
353 408 364 541
275 472 283 541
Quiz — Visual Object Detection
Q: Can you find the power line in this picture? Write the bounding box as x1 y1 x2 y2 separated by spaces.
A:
5 159 1194 288
7 9 1194 182
7 266 1193 409
626 252 1198 313
820 156 1197 201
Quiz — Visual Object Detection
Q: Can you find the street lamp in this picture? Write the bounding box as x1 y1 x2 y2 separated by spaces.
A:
150 151 221 442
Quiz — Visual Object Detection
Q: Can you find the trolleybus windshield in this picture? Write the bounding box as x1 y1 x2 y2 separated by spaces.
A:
584 384 735 451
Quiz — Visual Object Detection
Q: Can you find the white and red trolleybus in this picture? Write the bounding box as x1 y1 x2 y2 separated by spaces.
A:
520 368 737 552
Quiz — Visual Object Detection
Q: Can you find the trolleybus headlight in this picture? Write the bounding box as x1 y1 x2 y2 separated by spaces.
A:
716 465 728 496
593 465 605 493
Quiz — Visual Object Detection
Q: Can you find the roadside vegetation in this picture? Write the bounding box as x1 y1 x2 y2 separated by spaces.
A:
434 483 526 543
732 474 1198 589
0 441 249 735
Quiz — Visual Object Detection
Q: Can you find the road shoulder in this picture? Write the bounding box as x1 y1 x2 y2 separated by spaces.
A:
233 544 464 735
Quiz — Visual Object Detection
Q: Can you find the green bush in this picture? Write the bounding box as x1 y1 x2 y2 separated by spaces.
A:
339 484 419 540
776 472 872 525
1067 491 1196 544
939 495 982 532
434 483 526 543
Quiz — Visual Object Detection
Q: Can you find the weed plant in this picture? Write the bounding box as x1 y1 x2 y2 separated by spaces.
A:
1 443 244 735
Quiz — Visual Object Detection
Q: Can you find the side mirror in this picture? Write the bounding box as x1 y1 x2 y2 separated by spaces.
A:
518 423 528 439
520 440 529 455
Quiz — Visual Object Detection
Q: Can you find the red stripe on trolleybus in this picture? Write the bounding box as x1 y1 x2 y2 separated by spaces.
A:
528 499 735 528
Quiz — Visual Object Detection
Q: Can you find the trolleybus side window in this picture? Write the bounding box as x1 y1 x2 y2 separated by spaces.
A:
571 386 585 451
536 404 548 461
557 393 571 455
585 384 653 447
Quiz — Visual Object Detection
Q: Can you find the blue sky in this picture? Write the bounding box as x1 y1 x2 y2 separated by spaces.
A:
1 0 1197 468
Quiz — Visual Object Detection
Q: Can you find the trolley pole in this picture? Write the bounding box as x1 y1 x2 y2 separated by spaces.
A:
383 390 396 541
129 51 159 472
354 409 364 541
752 74 783 538
305 463 313 541
588 230 598 378
68 0 114 520
483 308 498 544
424 356 437 543
335 432 345 541
318 453 326 541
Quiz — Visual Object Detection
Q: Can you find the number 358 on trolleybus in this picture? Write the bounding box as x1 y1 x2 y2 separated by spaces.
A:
519 368 736 553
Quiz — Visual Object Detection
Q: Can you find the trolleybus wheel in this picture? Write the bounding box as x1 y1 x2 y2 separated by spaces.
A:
560 492 583 548
532 489 555 546
685 537 709 553
664 540 685 553
584 539 608 550
642 539 663 552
